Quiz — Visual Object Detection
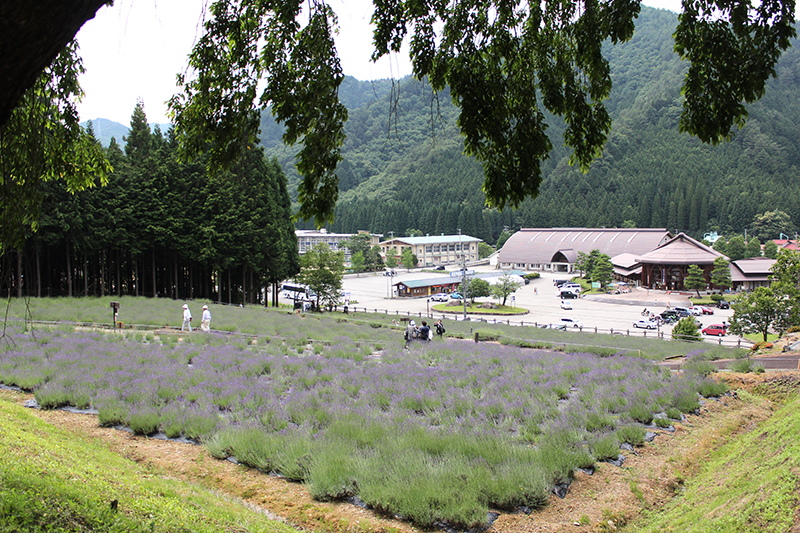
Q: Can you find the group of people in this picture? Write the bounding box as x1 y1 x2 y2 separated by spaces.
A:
181 303 212 332
404 319 446 346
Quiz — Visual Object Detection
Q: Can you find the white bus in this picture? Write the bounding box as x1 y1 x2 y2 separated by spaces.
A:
280 283 315 301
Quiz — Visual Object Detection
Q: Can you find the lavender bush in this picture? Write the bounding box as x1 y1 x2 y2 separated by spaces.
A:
0 320 726 528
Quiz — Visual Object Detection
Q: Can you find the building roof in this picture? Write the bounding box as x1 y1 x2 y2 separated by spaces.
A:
730 257 777 282
498 228 672 265
635 233 726 265
383 234 481 246
395 270 526 290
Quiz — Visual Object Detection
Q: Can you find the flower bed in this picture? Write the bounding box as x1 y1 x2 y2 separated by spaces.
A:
0 324 724 529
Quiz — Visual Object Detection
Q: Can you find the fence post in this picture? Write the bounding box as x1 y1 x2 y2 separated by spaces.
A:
474 332 479 343
595 326 597 333
610 328 613 335
627 329 630 336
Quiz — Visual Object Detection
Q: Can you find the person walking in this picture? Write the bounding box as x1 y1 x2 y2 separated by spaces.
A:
181 304 192 332
434 319 446 337
200 305 211 332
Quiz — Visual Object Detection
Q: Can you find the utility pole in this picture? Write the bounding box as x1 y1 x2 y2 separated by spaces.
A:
460 229 467 320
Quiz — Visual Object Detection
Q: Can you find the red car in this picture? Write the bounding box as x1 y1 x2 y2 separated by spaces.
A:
697 306 714 315
702 324 727 336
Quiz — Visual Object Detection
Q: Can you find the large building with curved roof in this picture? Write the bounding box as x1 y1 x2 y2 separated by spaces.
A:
498 228 672 273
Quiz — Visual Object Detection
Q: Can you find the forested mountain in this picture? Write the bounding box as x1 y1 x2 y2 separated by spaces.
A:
261 7 800 245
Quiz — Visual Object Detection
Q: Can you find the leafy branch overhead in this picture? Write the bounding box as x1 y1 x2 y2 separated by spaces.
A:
170 0 796 224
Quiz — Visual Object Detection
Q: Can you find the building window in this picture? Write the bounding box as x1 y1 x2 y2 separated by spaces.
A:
425 246 432 253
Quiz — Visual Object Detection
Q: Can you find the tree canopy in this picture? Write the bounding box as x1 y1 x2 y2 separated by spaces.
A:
168 0 796 225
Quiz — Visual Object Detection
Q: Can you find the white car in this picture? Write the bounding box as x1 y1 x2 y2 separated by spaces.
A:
559 317 583 328
560 300 573 310
633 320 658 330
430 292 449 302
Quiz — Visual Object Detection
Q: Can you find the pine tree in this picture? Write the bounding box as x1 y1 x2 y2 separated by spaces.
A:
685 264 706 297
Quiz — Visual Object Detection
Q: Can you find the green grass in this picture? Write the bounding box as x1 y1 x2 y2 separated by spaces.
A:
430 303 527 315
743 332 780 344
624 392 800 533
0 391 293 533
2 295 748 362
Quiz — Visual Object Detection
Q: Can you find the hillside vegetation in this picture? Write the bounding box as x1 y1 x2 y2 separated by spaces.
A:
263 8 800 244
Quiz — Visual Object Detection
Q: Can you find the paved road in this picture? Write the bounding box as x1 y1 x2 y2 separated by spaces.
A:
280 266 744 347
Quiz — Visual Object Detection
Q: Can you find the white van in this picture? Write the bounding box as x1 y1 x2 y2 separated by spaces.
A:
561 283 582 293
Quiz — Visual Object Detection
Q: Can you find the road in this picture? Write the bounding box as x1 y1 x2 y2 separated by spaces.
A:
280 266 743 347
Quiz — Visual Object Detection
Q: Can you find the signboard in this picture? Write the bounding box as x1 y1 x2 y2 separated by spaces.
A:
591 282 601 288
450 270 475 277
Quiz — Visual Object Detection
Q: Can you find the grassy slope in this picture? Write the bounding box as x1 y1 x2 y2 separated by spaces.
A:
625 389 800 533
0 390 295 533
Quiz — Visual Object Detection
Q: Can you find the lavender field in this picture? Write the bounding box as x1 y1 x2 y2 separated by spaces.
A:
0 321 727 528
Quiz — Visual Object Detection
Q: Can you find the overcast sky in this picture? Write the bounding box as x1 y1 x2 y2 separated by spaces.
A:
75 0 682 125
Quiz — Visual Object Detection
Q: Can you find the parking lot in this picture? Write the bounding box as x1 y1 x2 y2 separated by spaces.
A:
311 266 741 345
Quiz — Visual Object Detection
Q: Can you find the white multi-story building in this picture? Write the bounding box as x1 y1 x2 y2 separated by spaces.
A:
295 229 379 262
379 235 481 266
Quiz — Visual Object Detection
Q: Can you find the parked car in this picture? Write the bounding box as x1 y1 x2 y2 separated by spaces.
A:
383 270 397 276
553 279 569 287
697 305 714 315
435 265 446 270
633 320 658 330
449 292 463 300
560 290 579 299
717 300 731 309
431 292 449 302
561 283 582 293
559 317 583 328
689 307 703 316
702 324 728 336
561 300 573 310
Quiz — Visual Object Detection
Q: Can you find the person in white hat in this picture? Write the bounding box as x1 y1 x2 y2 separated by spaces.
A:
181 304 192 332
200 305 211 332
404 319 417 347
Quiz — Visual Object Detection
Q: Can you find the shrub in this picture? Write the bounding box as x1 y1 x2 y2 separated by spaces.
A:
129 407 160 435
730 358 757 373
616 425 646 446
628 403 653 424
672 317 701 342
787 325 800 333
654 417 673 428
697 378 729 398
665 407 682 420
674 389 700 413
683 358 717 377
591 434 620 461
710 294 724 302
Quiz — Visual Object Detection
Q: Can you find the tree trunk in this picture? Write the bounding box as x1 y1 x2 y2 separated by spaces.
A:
116 249 121 296
65 236 72 297
83 253 88 297
35 247 40 298
100 251 105 297
16 249 22 298
242 264 247 305
134 257 139 297
173 252 179 300
227 269 232 304
152 249 157 298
